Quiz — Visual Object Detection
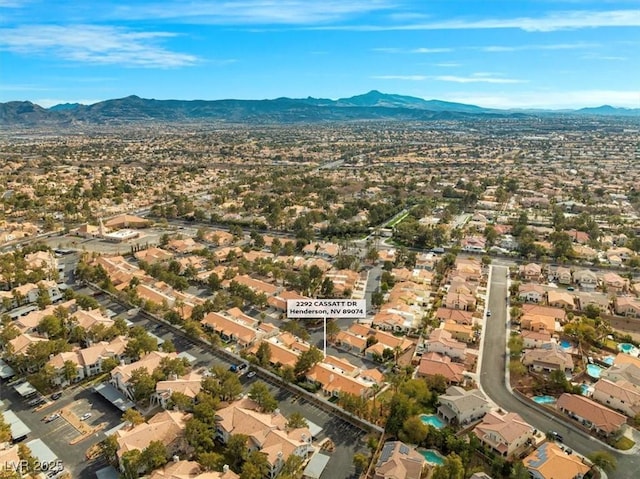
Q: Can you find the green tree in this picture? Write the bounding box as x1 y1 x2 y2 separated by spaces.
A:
400 416 429 444
256 341 272 367
248 381 278 413
185 418 216 453
0 415 12 443
294 346 323 377
17 443 38 478
198 451 225 471
240 451 271 479
62 359 78 384
225 434 249 472
141 440 168 472
121 449 143 479
588 451 617 473
286 412 308 430
325 319 340 342
169 391 194 411
129 368 157 403
353 453 369 472
122 408 145 426
432 453 465 479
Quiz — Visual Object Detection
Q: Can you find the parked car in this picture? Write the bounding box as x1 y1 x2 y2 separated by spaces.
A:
51 392 62 400
246 371 256 378
549 431 563 442
80 413 92 421
44 413 60 423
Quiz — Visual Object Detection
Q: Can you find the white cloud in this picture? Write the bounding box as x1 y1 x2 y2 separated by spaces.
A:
434 62 461 67
434 74 526 84
0 24 199 68
313 9 640 32
447 90 640 109
373 75 429 81
412 47 452 53
114 0 392 25
479 42 597 52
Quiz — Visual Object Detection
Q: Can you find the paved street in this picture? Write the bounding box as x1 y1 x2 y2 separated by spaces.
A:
480 265 639 479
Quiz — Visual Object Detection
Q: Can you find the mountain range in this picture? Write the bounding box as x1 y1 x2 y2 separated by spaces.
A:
1 90 639 127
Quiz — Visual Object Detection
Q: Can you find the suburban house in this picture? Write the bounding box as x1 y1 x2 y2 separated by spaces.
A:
425 329 467 360
201 311 262 349
215 397 314 478
111 351 178 400
442 321 475 343
518 284 545 303
437 386 490 426
373 441 426 479
48 336 129 386
152 371 203 409
592 378 640 418
435 307 474 325
521 304 567 323
522 344 574 374
546 290 575 310
306 362 374 398
547 266 572 285
417 352 466 385
523 441 590 479
115 410 190 471
473 411 535 458
602 272 629 294
591 356 640 417
572 270 598 291
521 330 552 349
519 263 542 282
614 296 640 318
520 313 556 335
556 394 626 437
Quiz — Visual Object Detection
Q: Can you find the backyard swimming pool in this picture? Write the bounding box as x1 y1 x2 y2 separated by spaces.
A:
586 364 603 379
602 356 615 366
560 339 571 349
532 395 556 404
580 384 593 396
419 414 445 429
618 343 639 356
420 449 445 465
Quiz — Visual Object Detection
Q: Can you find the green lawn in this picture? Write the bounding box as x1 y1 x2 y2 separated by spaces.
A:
611 436 635 450
386 211 410 228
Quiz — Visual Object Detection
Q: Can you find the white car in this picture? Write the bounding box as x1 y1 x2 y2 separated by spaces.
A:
80 413 92 421
246 371 256 378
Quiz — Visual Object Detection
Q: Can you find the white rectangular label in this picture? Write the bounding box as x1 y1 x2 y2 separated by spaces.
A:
287 299 367 318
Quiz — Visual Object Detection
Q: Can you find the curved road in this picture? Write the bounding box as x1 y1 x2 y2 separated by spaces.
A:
480 265 637 478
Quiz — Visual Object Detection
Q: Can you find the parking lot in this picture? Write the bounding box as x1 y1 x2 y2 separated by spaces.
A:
1 380 125 478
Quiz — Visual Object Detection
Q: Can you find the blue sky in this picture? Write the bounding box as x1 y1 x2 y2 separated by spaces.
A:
1 0 639 109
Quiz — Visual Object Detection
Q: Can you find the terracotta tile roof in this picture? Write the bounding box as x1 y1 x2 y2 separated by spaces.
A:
116 410 190 458
417 352 466 383
556 393 626 434
523 442 590 479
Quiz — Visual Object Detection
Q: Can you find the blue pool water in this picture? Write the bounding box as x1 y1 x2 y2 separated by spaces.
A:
532 395 556 404
420 449 445 465
587 364 603 379
603 356 615 366
619 343 636 353
580 384 592 396
560 340 571 349
419 414 445 429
